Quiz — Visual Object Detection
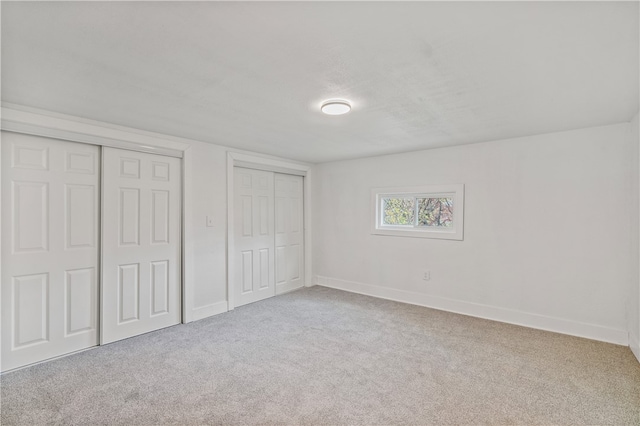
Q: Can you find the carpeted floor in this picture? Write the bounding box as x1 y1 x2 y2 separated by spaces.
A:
1 286 639 425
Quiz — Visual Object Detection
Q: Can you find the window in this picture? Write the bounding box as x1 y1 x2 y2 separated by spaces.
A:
371 184 464 240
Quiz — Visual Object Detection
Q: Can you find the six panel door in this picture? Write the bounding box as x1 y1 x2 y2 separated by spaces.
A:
101 147 181 344
274 173 304 295
1 133 100 371
233 168 276 307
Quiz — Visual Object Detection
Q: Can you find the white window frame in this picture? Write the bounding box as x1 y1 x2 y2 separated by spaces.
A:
371 184 464 240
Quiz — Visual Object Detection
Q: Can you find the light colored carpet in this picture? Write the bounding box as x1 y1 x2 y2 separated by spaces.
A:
1 286 639 425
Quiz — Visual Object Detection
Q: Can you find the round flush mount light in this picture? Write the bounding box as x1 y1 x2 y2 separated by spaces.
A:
321 99 351 115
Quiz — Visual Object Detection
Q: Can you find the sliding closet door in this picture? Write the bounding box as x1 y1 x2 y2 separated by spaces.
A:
233 167 275 307
101 147 181 344
274 173 304 294
1 133 99 371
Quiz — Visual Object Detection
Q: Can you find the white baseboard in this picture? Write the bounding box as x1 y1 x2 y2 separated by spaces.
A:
190 300 229 322
630 333 640 364
315 275 628 346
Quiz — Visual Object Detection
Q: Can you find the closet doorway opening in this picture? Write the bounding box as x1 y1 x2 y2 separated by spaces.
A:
232 167 304 307
1 133 183 372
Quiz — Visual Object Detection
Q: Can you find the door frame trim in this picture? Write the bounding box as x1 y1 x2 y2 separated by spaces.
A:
227 152 312 310
1 103 187 158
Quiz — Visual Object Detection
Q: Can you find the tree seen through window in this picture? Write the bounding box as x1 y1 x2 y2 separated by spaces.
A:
382 197 453 227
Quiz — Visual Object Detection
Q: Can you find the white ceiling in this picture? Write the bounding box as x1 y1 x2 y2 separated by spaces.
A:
2 2 638 163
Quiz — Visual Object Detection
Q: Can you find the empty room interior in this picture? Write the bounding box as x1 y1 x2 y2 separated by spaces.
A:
1 1 639 424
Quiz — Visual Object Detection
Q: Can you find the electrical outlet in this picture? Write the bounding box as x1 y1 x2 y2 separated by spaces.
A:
423 271 431 281
206 215 214 227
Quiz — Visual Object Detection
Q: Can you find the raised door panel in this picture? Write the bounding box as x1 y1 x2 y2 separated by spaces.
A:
13 273 49 349
12 181 48 253
151 161 170 181
275 245 286 285
119 157 140 179
151 191 170 244
291 198 301 233
241 196 252 237
150 260 169 316
241 251 253 294
258 249 270 290
258 196 269 236
289 244 301 282
275 197 286 235
65 268 96 335
65 151 95 174
119 188 140 246
65 184 96 249
12 144 48 170
118 263 140 323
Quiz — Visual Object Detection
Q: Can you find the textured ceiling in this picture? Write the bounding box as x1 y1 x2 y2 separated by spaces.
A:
1 1 638 163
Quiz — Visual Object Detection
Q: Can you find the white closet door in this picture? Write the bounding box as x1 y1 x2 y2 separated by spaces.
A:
274 173 304 294
1 133 99 371
101 147 181 344
233 168 275 307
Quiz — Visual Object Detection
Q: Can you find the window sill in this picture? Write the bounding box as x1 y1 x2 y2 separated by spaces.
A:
372 227 463 240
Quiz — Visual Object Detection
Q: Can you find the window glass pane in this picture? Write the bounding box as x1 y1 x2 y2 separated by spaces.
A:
417 197 453 227
382 197 415 226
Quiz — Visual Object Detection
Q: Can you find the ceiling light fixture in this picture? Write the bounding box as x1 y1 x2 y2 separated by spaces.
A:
321 99 351 115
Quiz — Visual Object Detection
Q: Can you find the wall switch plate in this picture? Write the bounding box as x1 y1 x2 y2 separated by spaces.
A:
206 216 214 227
423 271 431 281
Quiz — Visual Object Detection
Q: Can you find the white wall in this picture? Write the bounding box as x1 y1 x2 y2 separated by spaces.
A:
630 111 640 361
312 123 634 345
186 140 230 319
